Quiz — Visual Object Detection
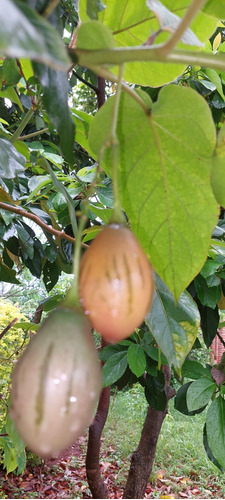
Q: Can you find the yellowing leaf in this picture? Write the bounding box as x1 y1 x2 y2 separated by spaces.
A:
0 187 20 204
160 496 176 499
213 32 222 52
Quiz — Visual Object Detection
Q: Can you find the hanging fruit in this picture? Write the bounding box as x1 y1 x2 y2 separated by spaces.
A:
79 223 154 343
10 307 102 458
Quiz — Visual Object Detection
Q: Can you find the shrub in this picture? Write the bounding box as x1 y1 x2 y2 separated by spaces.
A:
0 299 28 426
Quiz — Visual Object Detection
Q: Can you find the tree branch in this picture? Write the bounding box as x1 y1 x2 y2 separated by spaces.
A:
43 0 60 18
217 330 225 349
10 107 35 143
18 128 49 141
0 202 84 246
69 46 225 73
0 318 18 342
160 0 208 56
73 70 99 93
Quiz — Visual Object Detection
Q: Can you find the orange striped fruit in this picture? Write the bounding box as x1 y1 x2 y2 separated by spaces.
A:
79 223 154 343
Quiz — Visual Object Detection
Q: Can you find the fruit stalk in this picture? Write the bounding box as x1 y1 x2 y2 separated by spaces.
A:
65 210 88 308
109 64 124 223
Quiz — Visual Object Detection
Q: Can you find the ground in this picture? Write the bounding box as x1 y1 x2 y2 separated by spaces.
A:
0 437 223 499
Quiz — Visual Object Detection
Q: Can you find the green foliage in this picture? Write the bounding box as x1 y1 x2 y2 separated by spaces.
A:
0 299 29 474
0 0 69 69
0 138 26 178
0 299 28 405
1 0 225 481
206 396 225 470
146 276 200 370
186 377 216 412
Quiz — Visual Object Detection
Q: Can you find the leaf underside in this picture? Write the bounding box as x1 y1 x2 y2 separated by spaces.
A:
89 85 218 300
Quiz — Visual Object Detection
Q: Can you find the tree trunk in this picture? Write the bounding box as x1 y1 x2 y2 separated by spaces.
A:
96 77 105 109
85 74 109 499
86 384 111 498
33 303 43 325
85 336 110 499
123 404 167 498
123 366 175 499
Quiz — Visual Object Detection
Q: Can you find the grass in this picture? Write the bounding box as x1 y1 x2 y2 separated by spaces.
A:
1 384 224 498
101 385 225 497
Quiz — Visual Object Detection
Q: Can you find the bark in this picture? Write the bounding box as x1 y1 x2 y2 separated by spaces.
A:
86 384 111 498
96 77 106 109
33 303 43 325
123 366 175 499
123 405 166 499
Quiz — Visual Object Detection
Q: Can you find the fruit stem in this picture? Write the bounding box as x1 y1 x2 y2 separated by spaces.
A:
65 163 103 308
157 348 162 371
109 64 125 224
65 209 88 308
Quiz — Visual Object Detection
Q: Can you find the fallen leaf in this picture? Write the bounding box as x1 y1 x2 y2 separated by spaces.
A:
160 495 176 499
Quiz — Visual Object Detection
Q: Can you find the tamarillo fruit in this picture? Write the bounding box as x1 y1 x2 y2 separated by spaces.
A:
10 307 102 458
79 223 154 343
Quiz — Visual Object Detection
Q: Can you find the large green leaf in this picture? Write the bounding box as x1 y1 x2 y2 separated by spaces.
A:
0 87 23 112
197 303 219 348
186 377 216 412
211 124 225 207
181 359 211 380
100 343 128 362
5 414 25 456
0 0 69 70
175 382 207 416
102 351 128 386
145 276 200 371
3 440 18 474
0 258 20 284
206 396 225 470
127 344 146 377
88 85 218 299
145 372 167 411
15 222 34 260
202 68 225 101
203 423 224 473
43 260 60 292
79 0 217 86
0 139 26 178
33 64 75 166
194 274 221 308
